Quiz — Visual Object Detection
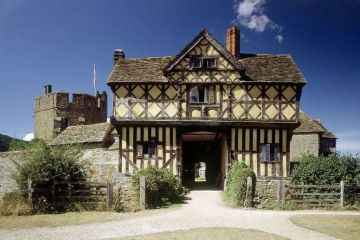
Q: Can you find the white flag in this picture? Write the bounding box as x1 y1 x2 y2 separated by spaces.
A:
93 64 97 94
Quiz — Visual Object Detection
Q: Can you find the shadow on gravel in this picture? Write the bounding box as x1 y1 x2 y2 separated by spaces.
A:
187 182 222 191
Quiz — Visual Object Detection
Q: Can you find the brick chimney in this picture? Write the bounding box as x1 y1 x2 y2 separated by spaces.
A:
226 26 240 57
113 49 125 65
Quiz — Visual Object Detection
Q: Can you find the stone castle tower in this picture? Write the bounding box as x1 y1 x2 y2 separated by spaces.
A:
34 85 107 142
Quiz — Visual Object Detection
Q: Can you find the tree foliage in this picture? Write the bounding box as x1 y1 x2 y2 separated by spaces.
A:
13 141 87 195
0 134 31 152
291 153 360 185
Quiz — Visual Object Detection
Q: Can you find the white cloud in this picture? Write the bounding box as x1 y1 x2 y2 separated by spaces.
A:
234 0 283 42
276 34 283 43
22 133 34 141
107 118 110 123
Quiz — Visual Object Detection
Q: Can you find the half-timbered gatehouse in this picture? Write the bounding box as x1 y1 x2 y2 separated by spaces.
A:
107 26 307 187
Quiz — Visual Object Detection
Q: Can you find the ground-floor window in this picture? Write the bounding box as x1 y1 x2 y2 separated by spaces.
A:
260 144 279 162
136 137 157 159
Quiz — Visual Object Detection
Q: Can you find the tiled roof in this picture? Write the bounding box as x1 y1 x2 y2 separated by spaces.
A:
107 29 306 84
240 54 307 84
107 54 306 84
294 111 336 138
107 57 172 83
51 123 113 145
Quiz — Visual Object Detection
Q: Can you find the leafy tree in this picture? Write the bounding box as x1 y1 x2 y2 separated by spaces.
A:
291 153 360 185
13 141 87 195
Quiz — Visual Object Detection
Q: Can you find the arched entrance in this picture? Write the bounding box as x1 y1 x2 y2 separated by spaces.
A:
181 131 228 189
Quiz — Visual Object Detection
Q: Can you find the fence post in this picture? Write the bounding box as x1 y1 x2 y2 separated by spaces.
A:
140 176 146 210
340 180 344 208
277 180 285 204
27 179 33 211
107 182 114 207
51 180 56 202
244 177 253 207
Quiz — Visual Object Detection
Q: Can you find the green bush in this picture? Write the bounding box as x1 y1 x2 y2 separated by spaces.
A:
225 161 256 207
291 153 360 185
13 141 87 195
132 166 188 209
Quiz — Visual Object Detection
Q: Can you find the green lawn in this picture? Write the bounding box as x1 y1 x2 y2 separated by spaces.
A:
114 227 288 240
290 215 360 240
0 208 175 229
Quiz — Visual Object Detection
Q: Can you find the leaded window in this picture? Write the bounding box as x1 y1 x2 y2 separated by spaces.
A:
260 144 279 162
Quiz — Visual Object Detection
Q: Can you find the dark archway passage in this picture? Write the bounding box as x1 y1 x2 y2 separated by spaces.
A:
181 132 227 189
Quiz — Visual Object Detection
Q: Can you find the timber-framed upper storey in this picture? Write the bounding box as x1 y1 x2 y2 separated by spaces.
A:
107 29 306 126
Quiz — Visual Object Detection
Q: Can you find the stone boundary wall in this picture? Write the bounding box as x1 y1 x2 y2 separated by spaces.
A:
0 151 24 199
255 179 290 208
0 148 134 210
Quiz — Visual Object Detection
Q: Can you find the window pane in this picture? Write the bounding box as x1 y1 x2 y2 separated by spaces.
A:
143 142 149 155
272 145 279 162
265 144 271 161
204 58 216 68
198 86 206 103
191 57 202 68
136 144 143 157
260 144 268 162
190 86 199 103
149 138 156 157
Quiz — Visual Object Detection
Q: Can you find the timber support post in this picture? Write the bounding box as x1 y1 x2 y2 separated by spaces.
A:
107 182 114 207
244 176 253 207
277 180 285 204
340 180 344 208
140 176 146 210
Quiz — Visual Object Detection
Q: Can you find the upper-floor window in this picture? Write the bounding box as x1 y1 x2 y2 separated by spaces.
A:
190 57 217 69
190 86 208 103
321 139 336 148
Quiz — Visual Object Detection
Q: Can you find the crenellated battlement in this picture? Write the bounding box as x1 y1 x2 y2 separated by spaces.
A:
34 85 107 142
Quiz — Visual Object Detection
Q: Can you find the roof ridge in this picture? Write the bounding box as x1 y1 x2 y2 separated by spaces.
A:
124 56 174 60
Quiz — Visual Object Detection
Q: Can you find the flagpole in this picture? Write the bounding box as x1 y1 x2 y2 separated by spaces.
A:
93 64 97 95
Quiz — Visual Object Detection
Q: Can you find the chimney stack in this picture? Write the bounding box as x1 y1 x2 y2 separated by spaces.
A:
113 49 125 65
226 26 240 57
44 85 52 94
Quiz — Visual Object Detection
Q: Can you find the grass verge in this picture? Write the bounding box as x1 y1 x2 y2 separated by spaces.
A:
0 207 178 229
290 214 360 240
113 227 288 240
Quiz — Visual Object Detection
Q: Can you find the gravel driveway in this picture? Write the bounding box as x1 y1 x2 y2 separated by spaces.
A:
1 190 359 240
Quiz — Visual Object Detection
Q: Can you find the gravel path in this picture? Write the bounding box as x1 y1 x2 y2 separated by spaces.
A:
1 190 359 240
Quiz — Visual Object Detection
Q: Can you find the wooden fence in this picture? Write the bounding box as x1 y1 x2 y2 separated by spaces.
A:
28 179 113 210
285 181 344 207
272 180 355 207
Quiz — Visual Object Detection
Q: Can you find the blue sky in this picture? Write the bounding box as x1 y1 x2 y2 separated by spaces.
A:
0 0 359 153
